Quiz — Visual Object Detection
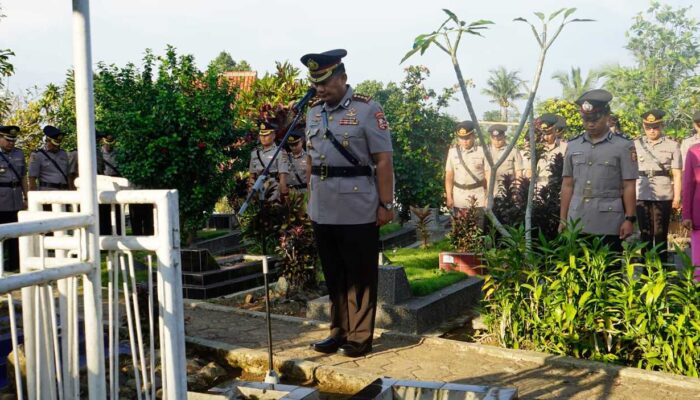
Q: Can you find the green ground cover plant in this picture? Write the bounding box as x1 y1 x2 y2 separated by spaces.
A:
481 224 700 377
390 239 467 296
379 222 403 237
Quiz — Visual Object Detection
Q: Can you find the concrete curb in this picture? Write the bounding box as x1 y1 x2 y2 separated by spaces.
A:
185 299 700 392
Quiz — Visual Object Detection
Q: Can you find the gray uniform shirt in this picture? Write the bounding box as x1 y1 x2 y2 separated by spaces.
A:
305 86 393 225
248 144 289 200
445 145 486 208
285 150 308 190
28 147 69 190
537 140 567 186
563 131 638 235
680 134 700 167
634 136 681 201
487 145 523 187
0 147 25 211
101 147 119 176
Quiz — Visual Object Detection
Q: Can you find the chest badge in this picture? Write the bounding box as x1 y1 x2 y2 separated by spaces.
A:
346 108 358 118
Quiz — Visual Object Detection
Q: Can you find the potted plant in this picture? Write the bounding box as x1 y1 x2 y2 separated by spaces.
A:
440 196 485 276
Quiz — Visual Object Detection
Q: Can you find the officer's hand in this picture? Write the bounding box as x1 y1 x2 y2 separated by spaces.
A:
619 220 633 240
682 219 693 231
672 199 681 209
376 206 394 227
446 198 454 209
557 221 566 233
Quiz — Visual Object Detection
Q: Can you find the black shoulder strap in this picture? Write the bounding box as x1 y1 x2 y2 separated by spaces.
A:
39 149 69 184
286 152 305 184
455 147 481 183
637 139 667 172
0 151 22 183
255 149 267 170
103 159 120 176
321 109 361 166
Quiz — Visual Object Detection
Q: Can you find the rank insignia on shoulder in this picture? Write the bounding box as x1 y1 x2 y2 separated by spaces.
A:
352 94 371 103
375 112 389 130
630 146 637 161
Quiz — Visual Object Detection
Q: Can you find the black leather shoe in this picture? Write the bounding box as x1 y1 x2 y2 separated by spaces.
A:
338 341 372 357
310 337 346 354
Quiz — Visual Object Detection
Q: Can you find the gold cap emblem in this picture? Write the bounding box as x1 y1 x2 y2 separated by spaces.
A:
458 128 468 136
541 123 549 129
644 114 657 123
307 59 319 71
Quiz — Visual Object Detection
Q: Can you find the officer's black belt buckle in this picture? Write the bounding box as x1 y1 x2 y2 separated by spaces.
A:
639 170 669 178
290 183 308 189
454 180 484 190
311 165 372 179
0 181 21 188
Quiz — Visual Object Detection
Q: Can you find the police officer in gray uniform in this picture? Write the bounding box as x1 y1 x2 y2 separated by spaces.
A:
248 121 289 201
560 89 639 252
302 49 394 357
283 128 308 194
0 125 27 271
28 125 70 192
634 110 681 262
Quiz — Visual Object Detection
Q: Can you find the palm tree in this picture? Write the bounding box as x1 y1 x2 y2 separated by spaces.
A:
481 66 527 122
551 67 601 101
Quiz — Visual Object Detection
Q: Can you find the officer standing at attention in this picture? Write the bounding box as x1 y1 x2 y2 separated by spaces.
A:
302 49 394 357
0 125 27 271
559 89 639 252
28 125 70 191
445 121 486 210
634 110 681 262
284 128 309 194
680 111 700 164
536 113 567 187
554 115 567 143
485 124 522 189
248 121 289 201
98 131 122 235
608 113 626 138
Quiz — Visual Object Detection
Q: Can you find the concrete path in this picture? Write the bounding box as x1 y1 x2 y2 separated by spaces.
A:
184 303 700 400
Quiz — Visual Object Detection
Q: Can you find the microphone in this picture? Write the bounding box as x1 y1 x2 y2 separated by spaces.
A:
293 87 317 112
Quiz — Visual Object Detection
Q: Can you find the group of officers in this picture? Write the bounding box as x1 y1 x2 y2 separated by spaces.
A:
445 88 700 262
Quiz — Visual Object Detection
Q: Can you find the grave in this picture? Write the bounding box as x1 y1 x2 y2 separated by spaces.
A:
351 378 517 400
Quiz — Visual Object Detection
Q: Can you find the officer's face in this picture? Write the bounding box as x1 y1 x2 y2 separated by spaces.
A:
259 133 274 147
542 129 556 145
0 137 14 152
643 123 663 140
290 141 303 154
694 121 700 133
581 112 609 136
313 73 348 106
492 135 505 148
458 136 475 149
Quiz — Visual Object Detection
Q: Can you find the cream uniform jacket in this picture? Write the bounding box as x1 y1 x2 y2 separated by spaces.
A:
446 145 486 208
305 86 393 225
563 131 639 235
634 136 681 201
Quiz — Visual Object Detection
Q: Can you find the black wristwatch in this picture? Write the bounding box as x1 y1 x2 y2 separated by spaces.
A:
624 215 637 223
380 202 394 211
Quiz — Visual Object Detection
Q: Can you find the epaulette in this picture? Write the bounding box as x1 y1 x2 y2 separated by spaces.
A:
569 133 584 142
351 93 371 103
310 98 324 107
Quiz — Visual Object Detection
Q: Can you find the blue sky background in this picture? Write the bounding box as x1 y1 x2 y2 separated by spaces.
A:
3 0 699 119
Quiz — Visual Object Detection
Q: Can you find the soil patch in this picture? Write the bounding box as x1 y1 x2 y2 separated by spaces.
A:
212 288 326 318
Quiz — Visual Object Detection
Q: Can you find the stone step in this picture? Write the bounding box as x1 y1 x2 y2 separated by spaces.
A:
182 259 278 287
182 269 279 300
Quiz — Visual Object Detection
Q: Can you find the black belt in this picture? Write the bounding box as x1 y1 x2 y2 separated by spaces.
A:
0 182 21 188
39 182 68 189
639 170 669 178
290 183 308 189
311 165 372 179
454 180 484 190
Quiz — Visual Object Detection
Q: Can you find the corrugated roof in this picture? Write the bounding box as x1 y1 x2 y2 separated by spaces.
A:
222 71 257 92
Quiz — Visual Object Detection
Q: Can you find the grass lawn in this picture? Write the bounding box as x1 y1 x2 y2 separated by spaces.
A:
195 229 231 241
379 222 403 237
100 250 153 287
387 239 467 297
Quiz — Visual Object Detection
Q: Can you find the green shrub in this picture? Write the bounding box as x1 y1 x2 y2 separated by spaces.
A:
481 224 700 377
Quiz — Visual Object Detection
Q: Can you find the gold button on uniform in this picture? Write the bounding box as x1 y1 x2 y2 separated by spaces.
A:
588 162 592 166
353 186 358 191
329 116 334 121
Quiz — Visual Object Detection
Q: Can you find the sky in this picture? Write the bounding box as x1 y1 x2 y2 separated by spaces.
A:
2 0 699 120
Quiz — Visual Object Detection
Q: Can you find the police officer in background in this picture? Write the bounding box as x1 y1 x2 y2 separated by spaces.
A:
680 111 700 164
634 110 681 262
608 113 626 137
554 115 567 142
28 125 70 192
536 113 567 187
248 121 288 201
283 128 308 194
485 124 522 190
97 131 122 235
445 121 486 210
559 89 639 252
302 49 393 358
0 125 27 271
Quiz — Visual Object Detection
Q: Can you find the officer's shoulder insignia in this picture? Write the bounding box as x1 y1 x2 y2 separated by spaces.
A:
351 93 371 103
569 133 584 142
629 145 637 161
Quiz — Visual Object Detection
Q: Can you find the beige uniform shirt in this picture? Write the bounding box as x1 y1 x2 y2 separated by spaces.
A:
305 86 393 225
680 134 700 167
634 136 681 201
285 150 308 192
446 145 486 208
0 147 25 212
487 145 523 187
248 144 289 200
537 140 567 187
563 131 639 235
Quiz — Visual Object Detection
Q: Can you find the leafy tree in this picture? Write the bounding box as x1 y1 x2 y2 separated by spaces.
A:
0 6 14 118
604 1 700 135
208 51 252 74
482 110 501 122
356 66 457 220
481 66 527 121
551 66 602 102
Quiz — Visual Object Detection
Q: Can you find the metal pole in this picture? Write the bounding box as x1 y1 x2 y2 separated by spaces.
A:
262 256 278 384
71 0 106 398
